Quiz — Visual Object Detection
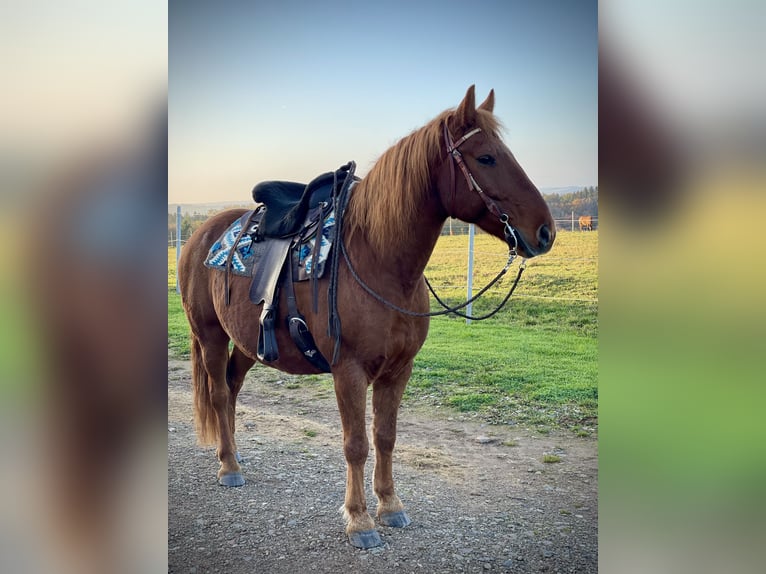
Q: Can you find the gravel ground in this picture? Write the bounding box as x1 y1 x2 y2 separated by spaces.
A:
168 359 597 573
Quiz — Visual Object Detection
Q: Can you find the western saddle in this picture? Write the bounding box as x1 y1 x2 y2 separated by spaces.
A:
222 162 356 372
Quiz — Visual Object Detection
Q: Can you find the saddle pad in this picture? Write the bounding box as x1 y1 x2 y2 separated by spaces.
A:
204 214 256 277
297 210 335 278
204 209 336 280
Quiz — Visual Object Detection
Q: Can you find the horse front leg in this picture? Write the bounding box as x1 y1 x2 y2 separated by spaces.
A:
333 364 381 549
371 366 412 528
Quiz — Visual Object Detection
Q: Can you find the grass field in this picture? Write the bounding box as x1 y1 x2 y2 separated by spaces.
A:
168 230 598 432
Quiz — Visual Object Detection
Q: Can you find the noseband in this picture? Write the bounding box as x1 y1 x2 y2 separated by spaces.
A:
442 122 519 251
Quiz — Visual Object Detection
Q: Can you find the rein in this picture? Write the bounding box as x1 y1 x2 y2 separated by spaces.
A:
337 123 529 321
340 239 526 319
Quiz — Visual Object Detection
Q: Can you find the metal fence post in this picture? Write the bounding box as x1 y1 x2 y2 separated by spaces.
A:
466 223 475 325
176 205 182 294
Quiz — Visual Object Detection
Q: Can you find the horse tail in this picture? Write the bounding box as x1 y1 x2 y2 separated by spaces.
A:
190 334 217 445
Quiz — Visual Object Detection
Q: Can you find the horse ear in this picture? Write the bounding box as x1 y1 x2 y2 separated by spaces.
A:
456 85 477 125
478 89 495 113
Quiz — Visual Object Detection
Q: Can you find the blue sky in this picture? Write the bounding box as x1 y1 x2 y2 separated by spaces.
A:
169 0 597 204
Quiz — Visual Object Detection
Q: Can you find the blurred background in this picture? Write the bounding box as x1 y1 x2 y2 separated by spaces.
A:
599 1 765 572
1 1 167 573
1 1 764 572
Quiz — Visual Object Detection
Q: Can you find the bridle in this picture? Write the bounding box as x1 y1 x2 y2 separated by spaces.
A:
442 122 520 252
334 122 529 321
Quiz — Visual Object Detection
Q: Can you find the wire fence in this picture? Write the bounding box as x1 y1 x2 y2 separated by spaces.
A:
168 215 599 247
168 207 598 306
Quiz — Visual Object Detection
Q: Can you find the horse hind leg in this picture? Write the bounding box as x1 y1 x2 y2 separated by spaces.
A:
190 330 244 486
371 369 412 529
226 346 255 463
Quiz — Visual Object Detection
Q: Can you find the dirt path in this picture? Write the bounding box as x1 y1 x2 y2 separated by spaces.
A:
168 359 597 573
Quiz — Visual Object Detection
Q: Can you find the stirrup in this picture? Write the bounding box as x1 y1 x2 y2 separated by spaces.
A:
257 305 279 362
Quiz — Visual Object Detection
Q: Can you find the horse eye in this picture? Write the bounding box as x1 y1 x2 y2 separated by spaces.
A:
477 155 496 166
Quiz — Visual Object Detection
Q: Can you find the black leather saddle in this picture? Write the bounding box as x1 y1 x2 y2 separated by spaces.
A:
252 163 352 238
228 161 357 372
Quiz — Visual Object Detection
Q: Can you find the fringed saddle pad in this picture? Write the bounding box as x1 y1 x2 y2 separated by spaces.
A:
204 214 256 277
295 210 335 279
204 209 336 280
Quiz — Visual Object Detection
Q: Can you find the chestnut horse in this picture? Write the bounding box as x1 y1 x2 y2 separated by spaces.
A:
579 215 593 231
178 86 555 548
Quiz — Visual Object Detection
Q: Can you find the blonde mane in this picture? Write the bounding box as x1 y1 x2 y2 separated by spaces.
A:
346 108 502 252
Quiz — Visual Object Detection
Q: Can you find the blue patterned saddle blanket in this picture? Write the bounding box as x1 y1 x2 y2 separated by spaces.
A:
204 207 335 279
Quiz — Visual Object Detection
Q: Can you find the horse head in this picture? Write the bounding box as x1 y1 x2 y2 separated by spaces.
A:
436 85 556 258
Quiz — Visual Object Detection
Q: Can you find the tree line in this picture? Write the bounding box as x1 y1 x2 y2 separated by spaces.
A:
168 211 213 243
543 186 598 220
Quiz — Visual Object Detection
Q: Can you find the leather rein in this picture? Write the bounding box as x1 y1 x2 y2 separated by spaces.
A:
338 122 527 320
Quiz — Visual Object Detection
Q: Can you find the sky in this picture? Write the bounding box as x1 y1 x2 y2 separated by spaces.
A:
169 0 597 205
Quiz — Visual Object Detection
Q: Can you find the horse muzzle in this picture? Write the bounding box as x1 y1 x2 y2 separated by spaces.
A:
508 222 555 258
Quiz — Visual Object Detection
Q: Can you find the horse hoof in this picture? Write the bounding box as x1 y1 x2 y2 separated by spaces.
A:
348 529 383 549
379 510 412 528
218 472 245 487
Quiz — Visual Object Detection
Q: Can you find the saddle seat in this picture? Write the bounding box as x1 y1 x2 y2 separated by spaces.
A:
252 163 352 238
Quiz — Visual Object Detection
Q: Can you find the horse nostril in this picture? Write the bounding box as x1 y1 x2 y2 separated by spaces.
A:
537 224 552 248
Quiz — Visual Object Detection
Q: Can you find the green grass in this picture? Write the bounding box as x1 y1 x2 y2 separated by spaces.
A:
168 230 598 431
168 247 177 290
406 315 597 428
542 454 562 463
168 293 191 357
